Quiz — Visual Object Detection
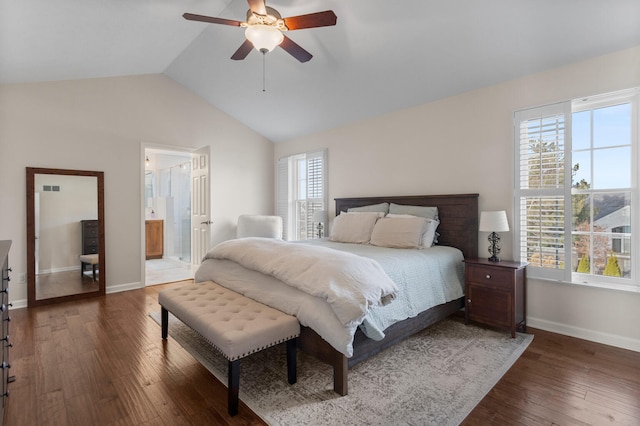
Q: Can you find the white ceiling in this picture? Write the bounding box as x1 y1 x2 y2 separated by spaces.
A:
2 0 640 142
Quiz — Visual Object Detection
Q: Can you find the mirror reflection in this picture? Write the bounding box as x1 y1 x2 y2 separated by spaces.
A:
145 169 155 209
27 168 105 306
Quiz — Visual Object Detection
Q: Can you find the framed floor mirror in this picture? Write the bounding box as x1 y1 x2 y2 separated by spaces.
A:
26 167 106 307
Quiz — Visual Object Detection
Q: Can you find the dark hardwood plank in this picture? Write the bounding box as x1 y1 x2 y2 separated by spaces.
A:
6 281 264 426
4 281 639 425
463 328 640 425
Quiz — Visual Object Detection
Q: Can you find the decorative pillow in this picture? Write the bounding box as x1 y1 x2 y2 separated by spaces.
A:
345 211 385 217
422 218 440 248
347 202 390 214
329 212 382 244
389 203 438 220
387 214 440 248
370 216 428 249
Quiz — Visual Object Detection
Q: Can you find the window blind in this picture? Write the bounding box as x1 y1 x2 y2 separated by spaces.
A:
305 151 326 238
514 102 572 280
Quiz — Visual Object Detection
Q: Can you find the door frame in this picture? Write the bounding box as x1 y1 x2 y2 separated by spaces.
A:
140 142 210 286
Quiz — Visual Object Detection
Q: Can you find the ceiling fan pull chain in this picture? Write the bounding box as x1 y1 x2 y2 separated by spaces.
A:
262 51 267 92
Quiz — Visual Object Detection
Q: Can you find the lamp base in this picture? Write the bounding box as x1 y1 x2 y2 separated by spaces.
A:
487 232 501 262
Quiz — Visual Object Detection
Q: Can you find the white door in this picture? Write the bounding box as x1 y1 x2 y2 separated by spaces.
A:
191 146 211 265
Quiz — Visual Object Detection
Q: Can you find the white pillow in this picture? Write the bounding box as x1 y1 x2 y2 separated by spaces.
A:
344 211 385 217
370 216 428 249
347 202 389 214
389 203 439 220
422 218 440 248
386 214 440 248
329 212 382 244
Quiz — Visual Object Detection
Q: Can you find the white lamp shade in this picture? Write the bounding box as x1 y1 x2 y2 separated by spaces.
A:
479 211 510 232
245 25 284 53
312 210 328 223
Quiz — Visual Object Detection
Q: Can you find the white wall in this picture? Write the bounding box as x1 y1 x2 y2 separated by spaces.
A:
0 74 274 305
34 174 98 272
275 45 640 351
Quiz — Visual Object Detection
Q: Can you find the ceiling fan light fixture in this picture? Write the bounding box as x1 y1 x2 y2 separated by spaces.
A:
245 24 284 53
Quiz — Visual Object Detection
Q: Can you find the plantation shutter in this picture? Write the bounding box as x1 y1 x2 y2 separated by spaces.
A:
305 150 326 238
514 102 572 281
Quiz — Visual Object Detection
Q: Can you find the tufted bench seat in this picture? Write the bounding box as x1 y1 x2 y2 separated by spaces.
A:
158 281 300 416
79 254 99 281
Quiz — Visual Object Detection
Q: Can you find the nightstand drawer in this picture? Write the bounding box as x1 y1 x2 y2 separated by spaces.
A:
466 264 512 288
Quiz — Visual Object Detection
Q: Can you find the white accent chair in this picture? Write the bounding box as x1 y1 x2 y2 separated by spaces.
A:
237 215 283 239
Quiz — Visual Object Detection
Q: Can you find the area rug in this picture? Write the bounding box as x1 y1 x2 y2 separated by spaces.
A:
149 312 533 425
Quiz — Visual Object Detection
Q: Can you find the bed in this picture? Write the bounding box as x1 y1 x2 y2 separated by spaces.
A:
195 193 478 395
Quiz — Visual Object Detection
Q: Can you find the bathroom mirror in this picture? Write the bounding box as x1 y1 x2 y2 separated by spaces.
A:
144 170 155 208
26 167 105 306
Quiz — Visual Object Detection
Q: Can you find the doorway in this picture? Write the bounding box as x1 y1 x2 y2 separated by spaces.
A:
144 148 198 285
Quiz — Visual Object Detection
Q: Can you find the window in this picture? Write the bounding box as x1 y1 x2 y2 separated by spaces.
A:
514 89 638 290
277 150 327 241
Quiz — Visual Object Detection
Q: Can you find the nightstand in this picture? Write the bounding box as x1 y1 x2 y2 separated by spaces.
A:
463 258 527 338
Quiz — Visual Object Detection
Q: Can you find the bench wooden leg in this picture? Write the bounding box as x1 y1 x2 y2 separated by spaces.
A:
228 359 240 416
286 338 297 385
92 264 97 281
161 307 168 340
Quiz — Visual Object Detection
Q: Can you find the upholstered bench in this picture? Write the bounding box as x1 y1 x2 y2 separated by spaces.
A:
158 281 300 416
79 254 99 281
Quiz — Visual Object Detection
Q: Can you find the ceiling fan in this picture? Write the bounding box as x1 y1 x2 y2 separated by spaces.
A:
183 0 337 63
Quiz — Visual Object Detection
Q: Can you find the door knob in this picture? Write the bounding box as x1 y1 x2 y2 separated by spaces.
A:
200 220 213 225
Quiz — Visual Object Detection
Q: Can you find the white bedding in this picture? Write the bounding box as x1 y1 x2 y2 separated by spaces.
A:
305 240 465 340
195 239 464 357
205 237 398 328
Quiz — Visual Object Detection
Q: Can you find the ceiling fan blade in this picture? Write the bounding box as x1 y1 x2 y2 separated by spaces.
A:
231 39 254 60
183 13 243 27
247 0 267 16
283 10 337 30
279 36 312 63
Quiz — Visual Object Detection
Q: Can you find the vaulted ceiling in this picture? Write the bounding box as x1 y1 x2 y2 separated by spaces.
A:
2 0 639 142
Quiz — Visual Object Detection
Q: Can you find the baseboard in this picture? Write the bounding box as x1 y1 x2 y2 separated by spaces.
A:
39 265 80 274
527 316 640 352
10 299 28 309
106 281 143 294
10 281 143 309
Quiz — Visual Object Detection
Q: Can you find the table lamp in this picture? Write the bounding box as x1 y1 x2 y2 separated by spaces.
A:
479 210 509 262
312 210 328 238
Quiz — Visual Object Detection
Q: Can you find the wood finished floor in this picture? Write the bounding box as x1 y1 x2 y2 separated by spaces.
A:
36 269 99 300
5 281 640 425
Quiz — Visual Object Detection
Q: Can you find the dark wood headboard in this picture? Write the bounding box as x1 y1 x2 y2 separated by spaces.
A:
334 194 479 259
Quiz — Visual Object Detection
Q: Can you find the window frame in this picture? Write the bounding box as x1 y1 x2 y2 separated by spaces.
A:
276 149 327 241
513 88 639 291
